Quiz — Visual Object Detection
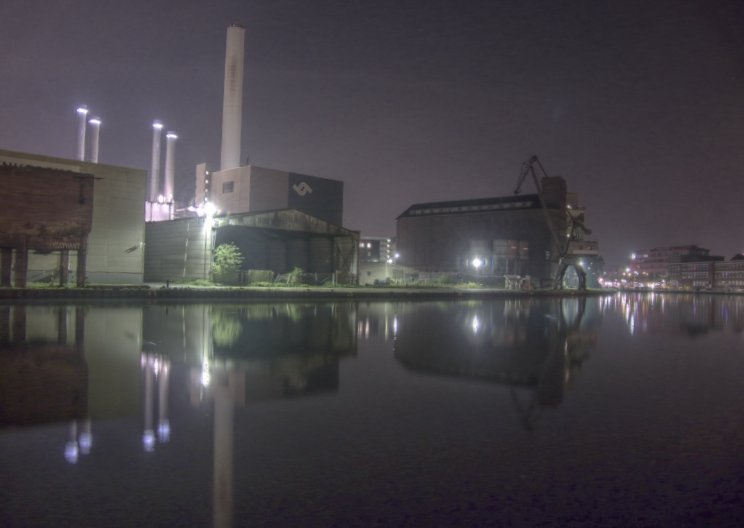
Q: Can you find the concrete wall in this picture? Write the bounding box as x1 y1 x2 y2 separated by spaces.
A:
210 166 251 215
359 261 391 285
249 166 290 211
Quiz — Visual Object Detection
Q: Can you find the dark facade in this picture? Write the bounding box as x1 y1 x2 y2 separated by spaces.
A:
287 172 344 226
396 179 567 284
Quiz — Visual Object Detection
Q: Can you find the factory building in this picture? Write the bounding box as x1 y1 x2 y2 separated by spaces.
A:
196 164 344 227
396 177 569 286
0 149 146 285
144 209 358 284
144 24 358 284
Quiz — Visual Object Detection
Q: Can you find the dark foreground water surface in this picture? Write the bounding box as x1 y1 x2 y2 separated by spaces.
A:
1 293 744 527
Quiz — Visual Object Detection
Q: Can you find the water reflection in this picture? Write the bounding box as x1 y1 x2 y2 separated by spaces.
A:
6 295 743 526
0 305 88 427
391 298 602 429
608 292 744 336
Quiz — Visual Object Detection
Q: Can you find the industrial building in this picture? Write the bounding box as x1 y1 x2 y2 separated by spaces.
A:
196 163 344 227
0 148 146 285
144 209 358 284
396 176 572 287
144 24 358 284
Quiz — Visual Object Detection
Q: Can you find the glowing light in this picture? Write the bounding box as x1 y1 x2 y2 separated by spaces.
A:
201 359 211 387
78 432 92 454
152 120 163 130
394 253 400 259
143 430 156 452
471 315 480 334
158 420 171 443
166 132 178 140
76 106 88 115
88 117 101 126
472 257 483 269
64 441 79 463
157 194 165 204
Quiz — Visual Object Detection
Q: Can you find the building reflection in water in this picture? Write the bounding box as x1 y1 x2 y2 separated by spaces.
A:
142 302 358 528
141 351 170 452
0 305 93 462
385 298 602 430
0 301 357 528
606 292 744 337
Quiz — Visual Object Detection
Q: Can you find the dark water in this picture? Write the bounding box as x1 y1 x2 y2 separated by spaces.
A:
1 294 744 527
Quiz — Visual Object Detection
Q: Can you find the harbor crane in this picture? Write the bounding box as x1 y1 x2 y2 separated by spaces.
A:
514 155 589 290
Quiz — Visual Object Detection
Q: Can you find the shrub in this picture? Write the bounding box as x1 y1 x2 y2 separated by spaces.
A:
212 243 244 284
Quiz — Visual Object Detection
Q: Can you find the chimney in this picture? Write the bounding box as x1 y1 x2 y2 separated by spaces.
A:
149 121 163 202
76 106 88 161
164 131 178 204
88 116 101 163
220 24 245 171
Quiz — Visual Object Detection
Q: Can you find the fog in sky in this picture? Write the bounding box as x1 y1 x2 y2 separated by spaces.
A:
2 0 743 264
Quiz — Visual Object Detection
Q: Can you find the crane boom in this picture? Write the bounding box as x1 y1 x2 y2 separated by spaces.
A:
514 155 549 195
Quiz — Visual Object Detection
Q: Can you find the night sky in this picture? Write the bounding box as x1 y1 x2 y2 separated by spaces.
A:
2 0 743 265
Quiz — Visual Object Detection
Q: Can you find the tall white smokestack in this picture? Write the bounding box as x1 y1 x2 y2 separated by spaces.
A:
76 106 88 161
164 131 178 204
88 116 101 163
220 24 245 171
149 121 163 202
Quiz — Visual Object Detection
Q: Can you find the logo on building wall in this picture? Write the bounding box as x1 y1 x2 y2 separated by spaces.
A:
292 182 313 196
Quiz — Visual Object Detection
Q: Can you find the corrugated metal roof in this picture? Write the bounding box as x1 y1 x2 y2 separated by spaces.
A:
397 193 543 219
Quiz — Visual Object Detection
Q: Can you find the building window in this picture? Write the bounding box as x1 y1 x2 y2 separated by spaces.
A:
222 181 234 193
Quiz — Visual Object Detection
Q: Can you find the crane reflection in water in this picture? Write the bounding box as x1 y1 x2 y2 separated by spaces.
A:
392 297 601 430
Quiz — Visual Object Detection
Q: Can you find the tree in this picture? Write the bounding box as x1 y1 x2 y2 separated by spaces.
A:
212 243 244 284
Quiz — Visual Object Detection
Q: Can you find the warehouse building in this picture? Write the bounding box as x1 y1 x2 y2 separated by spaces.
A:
396 177 569 286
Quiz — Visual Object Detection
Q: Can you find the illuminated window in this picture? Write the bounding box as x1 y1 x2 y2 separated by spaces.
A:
222 181 234 193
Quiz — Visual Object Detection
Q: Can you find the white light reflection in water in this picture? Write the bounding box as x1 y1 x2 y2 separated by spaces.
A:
141 353 172 452
64 441 79 464
64 420 93 464
79 432 92 455
201 359 211 387
471 315 481 335
142 430 156 452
